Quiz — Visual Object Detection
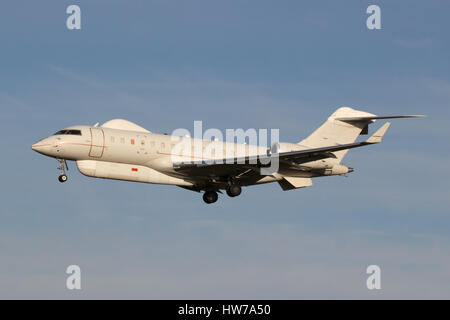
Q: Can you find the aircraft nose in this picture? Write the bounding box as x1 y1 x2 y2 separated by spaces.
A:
31 140 52 155
31 142 45 152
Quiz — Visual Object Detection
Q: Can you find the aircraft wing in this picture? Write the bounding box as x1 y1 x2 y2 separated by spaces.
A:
173 123 390 179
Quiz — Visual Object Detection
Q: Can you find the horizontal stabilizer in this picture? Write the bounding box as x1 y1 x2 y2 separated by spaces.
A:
335 115 425 121
366 122 390 143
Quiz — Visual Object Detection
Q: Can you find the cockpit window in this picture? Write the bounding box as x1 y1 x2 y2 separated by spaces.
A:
53 129 82 136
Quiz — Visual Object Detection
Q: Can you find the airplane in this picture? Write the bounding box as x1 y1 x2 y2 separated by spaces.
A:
31 107 424 204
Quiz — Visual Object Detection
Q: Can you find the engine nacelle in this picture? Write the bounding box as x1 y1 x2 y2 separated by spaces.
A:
323 164 353 175
76 160 192 186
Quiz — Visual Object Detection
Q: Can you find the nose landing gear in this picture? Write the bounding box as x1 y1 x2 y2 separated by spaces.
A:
57 159 68 183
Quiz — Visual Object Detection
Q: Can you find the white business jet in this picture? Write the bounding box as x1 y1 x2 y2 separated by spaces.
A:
31 107 423 204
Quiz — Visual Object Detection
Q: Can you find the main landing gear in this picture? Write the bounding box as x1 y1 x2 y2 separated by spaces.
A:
202 183 242 204
57 159 68 183
226 184 241 197
203 190 218 204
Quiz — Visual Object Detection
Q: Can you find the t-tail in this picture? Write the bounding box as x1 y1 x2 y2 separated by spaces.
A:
298 106 425 163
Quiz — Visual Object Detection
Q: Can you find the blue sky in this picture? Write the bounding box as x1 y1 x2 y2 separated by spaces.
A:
0 0 449 298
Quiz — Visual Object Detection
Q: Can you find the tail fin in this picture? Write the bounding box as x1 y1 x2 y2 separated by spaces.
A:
298 107 376 162
299 107 425 163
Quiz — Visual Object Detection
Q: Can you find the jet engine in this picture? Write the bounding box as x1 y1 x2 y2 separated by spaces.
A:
323 164 354 175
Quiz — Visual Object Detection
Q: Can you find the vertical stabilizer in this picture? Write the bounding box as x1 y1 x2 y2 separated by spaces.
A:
298 107 375 162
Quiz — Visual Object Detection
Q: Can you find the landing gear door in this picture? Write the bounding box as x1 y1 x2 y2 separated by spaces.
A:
89 128 105 158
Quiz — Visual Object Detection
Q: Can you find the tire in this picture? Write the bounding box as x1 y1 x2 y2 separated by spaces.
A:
226 184 241 197
203 191 218 204
58 174 67 183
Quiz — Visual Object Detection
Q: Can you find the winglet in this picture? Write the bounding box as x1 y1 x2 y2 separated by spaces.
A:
366 122 391 143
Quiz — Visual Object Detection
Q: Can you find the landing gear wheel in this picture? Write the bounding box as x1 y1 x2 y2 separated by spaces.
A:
226 184 241 197
57 159 68 183
203 191 218 204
